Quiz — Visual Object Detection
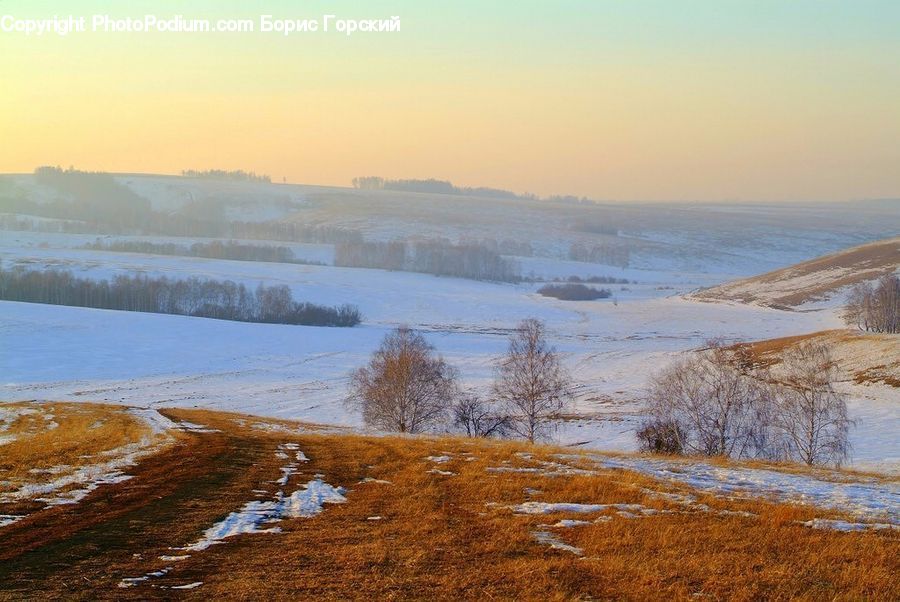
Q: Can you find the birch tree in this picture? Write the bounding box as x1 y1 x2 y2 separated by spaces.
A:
771 341 851 466
348 326 457 433
493 319 571 442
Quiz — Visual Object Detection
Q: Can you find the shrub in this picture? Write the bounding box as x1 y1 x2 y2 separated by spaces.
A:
636 419 686 454
537 283 611 301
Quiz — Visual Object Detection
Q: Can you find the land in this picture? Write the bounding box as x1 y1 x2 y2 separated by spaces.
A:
0 404 897 600
0 173 898 599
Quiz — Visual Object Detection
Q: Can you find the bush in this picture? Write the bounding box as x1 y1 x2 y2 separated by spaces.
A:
636 419 686 454
537 283 611 301
451 394 511 438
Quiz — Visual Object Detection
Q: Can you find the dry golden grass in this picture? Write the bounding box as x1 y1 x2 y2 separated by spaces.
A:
0 401 156 494
694 236 900 308
735 329 900 390
164 410 900 601
1 405 897 601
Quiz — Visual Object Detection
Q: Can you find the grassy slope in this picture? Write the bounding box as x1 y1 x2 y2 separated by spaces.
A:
0 403 158 507
0 405 897 600
693 237 900 308
736 329 900 388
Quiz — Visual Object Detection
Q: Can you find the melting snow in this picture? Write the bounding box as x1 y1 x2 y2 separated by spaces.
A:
279 479 348 518
532 531 583 556
800 518 899 532
549 519 592 528
0 515 25 528
563 453 900 526
118 567 171 588
359 477 393 485
512 502 610 515
183 500 283 551
176 421 219 433
181 478 346 552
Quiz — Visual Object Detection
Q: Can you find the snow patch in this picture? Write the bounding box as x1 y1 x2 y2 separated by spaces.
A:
181 477 346 552
425 455 452 464
800 518 899 532
0 515 25 528
532 531 583 555
564 453 900 525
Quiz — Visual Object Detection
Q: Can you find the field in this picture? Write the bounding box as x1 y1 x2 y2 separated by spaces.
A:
2 176 898 473
0 404 897 600
0 174 898 599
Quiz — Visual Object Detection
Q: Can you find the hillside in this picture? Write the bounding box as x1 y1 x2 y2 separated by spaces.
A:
1 402 898 600
737 329 900 389
3 173 899 276
692 237 900 309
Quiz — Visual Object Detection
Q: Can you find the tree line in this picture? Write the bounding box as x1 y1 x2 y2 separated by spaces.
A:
181 169 271 183
568 242 631 268
335 240 521 282
1 192 362 245
83 239 324 266
0 266 361 327
349 176 607 206
844 274 899 334
351 176 520 199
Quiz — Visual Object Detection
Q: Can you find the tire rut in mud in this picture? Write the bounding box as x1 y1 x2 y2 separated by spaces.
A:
0 427 278 599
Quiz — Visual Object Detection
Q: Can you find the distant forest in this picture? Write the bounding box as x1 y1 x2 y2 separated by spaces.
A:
0 266 361 327
83 239 325 266
351 176 600 206
335 240 520 282
181 169 271 183
0 168 360 244
351 176 521 200
568 242 631 268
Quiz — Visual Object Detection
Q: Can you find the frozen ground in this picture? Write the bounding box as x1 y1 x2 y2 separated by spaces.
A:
0 222 896 473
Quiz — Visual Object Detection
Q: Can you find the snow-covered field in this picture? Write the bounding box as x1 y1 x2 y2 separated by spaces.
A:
2 226 896 473
1 183 897 474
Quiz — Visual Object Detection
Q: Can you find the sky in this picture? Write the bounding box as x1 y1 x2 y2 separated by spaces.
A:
1 0 898 202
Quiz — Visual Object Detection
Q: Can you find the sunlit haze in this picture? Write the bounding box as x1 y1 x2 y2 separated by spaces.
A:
2 0 899 201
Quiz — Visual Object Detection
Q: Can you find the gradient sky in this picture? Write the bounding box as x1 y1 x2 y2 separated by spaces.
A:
1 1 898 201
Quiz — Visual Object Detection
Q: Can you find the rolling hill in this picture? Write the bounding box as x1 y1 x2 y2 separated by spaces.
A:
692 237 900 309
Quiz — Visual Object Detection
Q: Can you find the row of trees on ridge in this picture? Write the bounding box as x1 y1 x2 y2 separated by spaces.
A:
0 265 361 327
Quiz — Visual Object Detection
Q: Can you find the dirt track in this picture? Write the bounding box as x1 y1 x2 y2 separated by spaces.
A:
0 411 281 600
2 408 897 601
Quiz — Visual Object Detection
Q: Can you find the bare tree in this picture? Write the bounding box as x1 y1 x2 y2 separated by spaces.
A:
844 275 900 334
347 326 457 433
770 342 852 466
493 319 572 442
451 393 511 438
642 340 772 459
